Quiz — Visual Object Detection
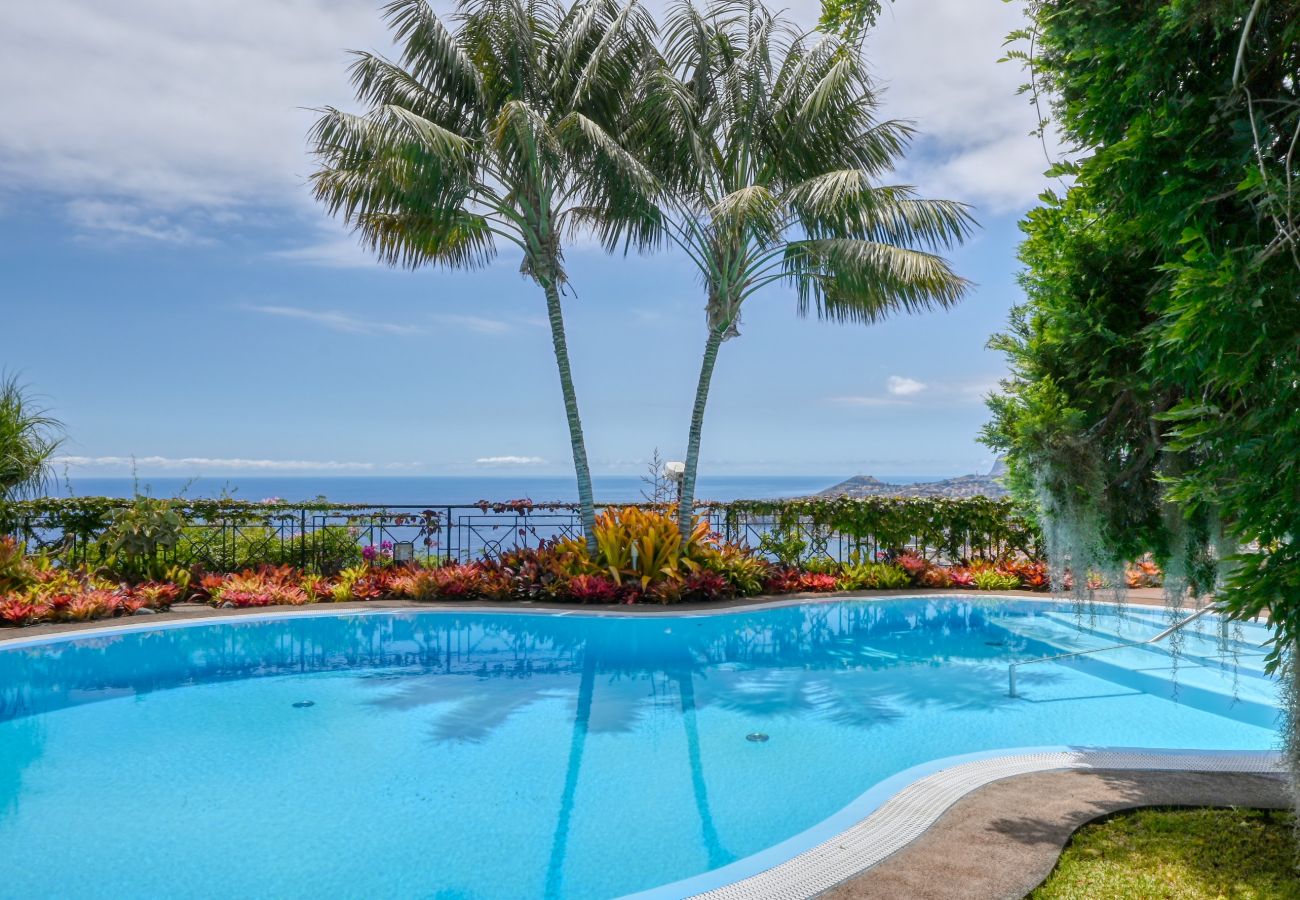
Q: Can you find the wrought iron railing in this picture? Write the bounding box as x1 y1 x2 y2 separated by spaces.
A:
6 497 1036 574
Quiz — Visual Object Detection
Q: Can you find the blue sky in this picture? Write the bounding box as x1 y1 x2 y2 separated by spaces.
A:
0 0 1056 479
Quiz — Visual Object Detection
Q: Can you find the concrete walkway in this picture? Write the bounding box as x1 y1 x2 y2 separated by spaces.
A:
821 768 1292 900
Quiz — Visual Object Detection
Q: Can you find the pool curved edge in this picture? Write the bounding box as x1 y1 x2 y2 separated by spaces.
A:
623 746 1287 900
1 594 1278 900
0 590 1210 651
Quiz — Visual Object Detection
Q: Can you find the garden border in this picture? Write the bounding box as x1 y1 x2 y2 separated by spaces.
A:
0 588 1180 645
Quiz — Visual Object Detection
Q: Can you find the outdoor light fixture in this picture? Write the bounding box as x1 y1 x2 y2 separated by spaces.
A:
664 461 686 506
392 541 415 563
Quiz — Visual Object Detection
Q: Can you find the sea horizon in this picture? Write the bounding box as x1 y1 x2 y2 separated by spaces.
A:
46 473 954 505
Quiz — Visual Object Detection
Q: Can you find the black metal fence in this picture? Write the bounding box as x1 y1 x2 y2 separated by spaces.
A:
7 498 1037 573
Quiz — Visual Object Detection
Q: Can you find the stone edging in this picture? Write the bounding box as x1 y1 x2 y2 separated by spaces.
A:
0 588 1188 646
668 749 1287 900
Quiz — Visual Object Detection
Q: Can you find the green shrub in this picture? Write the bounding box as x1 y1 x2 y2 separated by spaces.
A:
176 524 363 574
838 562 910 590
972 569 1020 591
756 527 808 567
802 555 841 576
102 496 185 582
702 546 770 596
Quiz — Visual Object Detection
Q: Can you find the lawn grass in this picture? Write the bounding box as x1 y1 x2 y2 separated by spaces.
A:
1029 807 1300 899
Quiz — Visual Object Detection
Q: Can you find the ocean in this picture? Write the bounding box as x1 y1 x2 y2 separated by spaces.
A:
49 474 947 505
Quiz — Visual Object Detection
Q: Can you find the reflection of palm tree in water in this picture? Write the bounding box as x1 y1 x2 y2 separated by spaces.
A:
675 669 729 869
543 628 729 897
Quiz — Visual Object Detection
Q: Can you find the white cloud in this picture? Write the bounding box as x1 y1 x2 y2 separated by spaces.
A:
474 456 547 466
863 0 1069 213
430 313 511 335
0 0 395 232
828 374 1000 408
55 455 376 472
0 0 1055 250
270 234 381 269
824 395 907 408
245 305 422 336
886 375 927 396
66 199 211 245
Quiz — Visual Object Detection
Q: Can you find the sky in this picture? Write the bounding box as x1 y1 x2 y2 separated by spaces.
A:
0 0 1058 480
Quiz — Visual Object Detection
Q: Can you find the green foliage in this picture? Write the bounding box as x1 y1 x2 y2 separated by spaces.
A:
817 0 889 45
986 0 1300 661
971 569 1020 592
103 495 185 582
177 524 363 574
757 526 810 568
1030 808 1299 900
701 545 770 597
589 506 713 587
802 556 842 576
0 537 32 593
0 375 63 517
642 1 972 537
730 496 1041 561
308 0 661 553
837 561 910 590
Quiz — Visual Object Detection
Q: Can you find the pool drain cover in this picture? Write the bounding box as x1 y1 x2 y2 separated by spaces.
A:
746 732 769 743
292 701 316 709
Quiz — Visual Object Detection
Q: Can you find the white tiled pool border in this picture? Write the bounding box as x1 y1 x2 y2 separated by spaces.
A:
628 746 1286 900
0 592 1231 650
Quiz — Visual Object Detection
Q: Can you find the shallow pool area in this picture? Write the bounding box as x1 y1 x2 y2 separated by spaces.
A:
0 597 1282 899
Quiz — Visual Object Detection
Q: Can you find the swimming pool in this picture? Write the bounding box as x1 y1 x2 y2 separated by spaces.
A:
0 597 1281 899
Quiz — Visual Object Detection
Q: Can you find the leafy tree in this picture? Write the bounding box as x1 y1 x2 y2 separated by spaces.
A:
987 0 1300 644
637 0 972 538
817 0 890 45
0 374 63 504
983 0 1300 807
309 0 658 552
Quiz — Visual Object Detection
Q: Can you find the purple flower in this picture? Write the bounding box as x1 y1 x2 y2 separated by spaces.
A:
362 545 377 561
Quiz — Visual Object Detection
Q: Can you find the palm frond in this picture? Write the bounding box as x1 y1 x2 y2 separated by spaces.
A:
0 374 63 502
783 239 972 323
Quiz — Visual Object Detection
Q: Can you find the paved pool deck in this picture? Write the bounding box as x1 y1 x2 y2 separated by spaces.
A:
821 767 1292 900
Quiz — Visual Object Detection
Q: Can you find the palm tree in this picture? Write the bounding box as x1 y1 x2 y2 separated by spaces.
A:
634 0 975 537
0 374 63 503
309 0 659 552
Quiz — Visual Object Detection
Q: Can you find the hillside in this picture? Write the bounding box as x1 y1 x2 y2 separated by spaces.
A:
818 462 1009 500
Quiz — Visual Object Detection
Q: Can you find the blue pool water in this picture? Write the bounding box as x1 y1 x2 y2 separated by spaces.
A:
0 598 1281 899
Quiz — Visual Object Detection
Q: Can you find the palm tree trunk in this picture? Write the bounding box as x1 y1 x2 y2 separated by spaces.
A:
541 276 599 554
545 645 597 897
678 324 728 539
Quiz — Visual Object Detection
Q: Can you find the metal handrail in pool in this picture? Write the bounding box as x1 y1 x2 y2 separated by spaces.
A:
1007 603 1219 697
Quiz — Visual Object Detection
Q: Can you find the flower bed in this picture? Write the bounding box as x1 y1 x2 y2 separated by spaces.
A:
0 507 1108 629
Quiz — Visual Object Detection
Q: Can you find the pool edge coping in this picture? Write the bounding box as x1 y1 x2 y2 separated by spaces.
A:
643 746 1289 900
0 591 1208 650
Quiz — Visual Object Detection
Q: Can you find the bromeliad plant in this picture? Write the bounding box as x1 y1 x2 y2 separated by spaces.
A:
587 505 717 589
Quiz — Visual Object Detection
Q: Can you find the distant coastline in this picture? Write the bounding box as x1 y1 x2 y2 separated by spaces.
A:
45 472 974 504
817 460 1008 500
